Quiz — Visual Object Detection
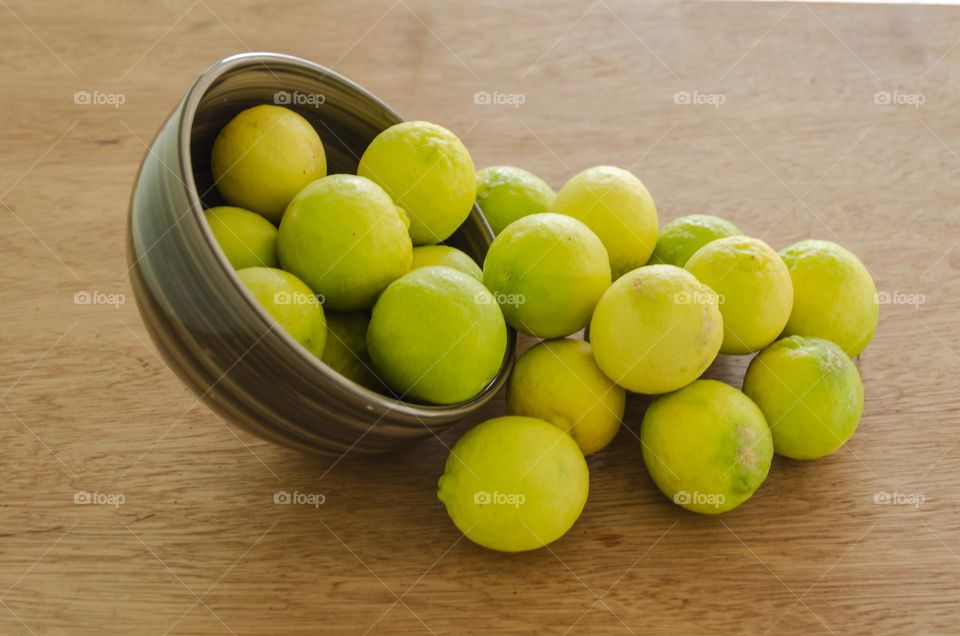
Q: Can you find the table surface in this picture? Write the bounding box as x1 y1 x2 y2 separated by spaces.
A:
3 0 960 634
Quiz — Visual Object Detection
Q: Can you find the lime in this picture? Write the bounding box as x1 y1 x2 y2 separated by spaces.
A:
358 121 475 245
743 336 863 460
475 166 555 235
236 267 325 347
650 214 741 267
277 174 412 311
211 105 326 223
314 311 384 391
204 206 278 270
641 379 773 514
590 265 723 394
779 240 878 357
551 165 658 279
437 415 589 552
506 339 624 455
482 213 611 338
367 266 507 405
685 236 793 355
411 245 482 281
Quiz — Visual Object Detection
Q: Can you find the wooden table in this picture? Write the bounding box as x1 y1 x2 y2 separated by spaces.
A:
2 0 959 633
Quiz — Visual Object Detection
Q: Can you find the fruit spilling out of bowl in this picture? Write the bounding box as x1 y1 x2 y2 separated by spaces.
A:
202 97 878 553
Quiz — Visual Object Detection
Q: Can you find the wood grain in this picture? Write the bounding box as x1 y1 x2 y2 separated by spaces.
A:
1 0 959 633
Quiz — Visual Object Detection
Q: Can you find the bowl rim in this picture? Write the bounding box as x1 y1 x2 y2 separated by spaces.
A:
174 51 513 423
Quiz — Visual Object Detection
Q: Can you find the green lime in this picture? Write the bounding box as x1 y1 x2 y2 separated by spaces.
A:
482 213 611 338
475 166 555 235
506 339 624 455
367 266 507 405
358 121 475 245
277 174 412 311
411 245 482 281
437 415 589 552
314 311 383 391
743 336 863 460
650 214 741 267
236 267 325 347
779 240 878 357
590 265 723 394
211 105 326 223
204 206 278 270
685 236 793 355
551 165 658 279
641 379 773 514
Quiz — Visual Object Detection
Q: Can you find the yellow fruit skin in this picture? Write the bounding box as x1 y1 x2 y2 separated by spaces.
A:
551 166 658 279
650 214 741 267
204 206 278 270
506 339 625 455
367 266 507 405
358 121 476 245
278 174 412 311
779 240 878 357
235 267 325 347
641 380 773 514
437 416 589 552
482 213 611 339
211 105 326 223
411 245 482 281
590 265 723 394
685 236 793 355
743 336 863 460
313 311 384 391
476 166 556 235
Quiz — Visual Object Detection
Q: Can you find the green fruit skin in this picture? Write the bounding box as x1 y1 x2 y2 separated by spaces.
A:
551 165 659 279
277 174 412 311
437 415 589 552
779 240 879 357
211 105 326 223
650 214 741 267
357 121 476 245
205 206 278 270
641 380 773 514
411 245 482 281
315 311 384 392
743 336 863 460
476 166 556 235
236 267 325 347
482 213 611 339
367 266 507 405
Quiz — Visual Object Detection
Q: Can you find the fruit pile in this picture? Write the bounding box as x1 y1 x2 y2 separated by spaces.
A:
203 103 878 554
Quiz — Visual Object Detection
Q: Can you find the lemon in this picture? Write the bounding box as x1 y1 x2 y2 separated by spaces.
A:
475 166 555 235
367 266 507 405
650 214 741 267
743 336 863 460
685 236 793 355
277 174 412 311
236 267 325 347
204 206 278 270
551 165 658 279
411 245 482 281
641 379 773 514
312 311 384 391
779 240 878 357
507 339 624 455
358 121 476 245
211 105 326 223
437 415 589 552
482 213 611 338
590 265 723 394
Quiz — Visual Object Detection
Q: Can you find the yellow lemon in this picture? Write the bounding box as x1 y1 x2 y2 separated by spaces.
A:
411 245 482 281
204 206 278 270
236 267 325 347
476 166 555 235
650 214 741 267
